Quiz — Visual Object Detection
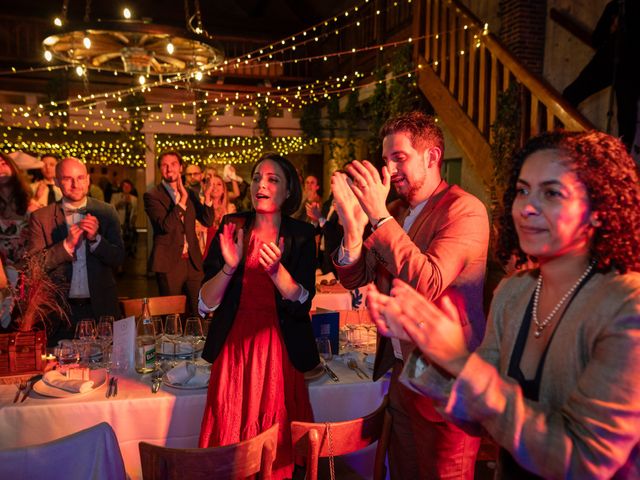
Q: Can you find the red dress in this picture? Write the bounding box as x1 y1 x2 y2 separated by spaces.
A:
199 234 313 479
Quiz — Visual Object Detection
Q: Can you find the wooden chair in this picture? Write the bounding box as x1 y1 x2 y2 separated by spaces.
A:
120 295 187 318
139 423 278 480
291 396 391 480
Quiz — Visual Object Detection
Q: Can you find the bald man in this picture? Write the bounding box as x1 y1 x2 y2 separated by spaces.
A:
28 158 124 345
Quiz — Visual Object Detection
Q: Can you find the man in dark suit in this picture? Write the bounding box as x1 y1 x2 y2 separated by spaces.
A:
144 151 214 315
28 157 125 346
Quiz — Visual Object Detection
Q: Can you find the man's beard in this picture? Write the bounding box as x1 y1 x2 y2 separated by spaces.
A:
394 176 425 203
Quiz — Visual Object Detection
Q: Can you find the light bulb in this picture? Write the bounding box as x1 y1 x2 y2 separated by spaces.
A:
123 7 131 19
195 71 203 81
54 17 62 27
138 75 146 85
83 36 91 49
75 65 85 77
44 50 53 62
166 42 174 54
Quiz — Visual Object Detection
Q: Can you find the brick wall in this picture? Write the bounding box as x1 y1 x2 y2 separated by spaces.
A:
499 0 547 74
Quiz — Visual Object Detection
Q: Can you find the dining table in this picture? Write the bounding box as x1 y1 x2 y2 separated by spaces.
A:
0 351 389 480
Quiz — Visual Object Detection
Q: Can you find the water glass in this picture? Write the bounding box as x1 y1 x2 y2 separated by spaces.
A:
55 340 79 376
164 314 182 364
184 317 203 362
316 336 333 362
96 319 113 370
74 319 96 366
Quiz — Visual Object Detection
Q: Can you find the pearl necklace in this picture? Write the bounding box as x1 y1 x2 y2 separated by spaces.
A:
532 262 594 338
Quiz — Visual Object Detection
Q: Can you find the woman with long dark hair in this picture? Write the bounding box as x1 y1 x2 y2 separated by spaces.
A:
198 153 318 478
0 153 38 267
368 131 640 478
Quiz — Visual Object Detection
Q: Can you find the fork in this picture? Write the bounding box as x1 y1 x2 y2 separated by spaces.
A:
347 359 364 379
13 381 27 403
347 359 369 379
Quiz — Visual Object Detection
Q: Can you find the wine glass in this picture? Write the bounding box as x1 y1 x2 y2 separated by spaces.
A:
54 340 79 376
96 319 113 371
74 319 96 366
183 317 203 363
164 314 182 365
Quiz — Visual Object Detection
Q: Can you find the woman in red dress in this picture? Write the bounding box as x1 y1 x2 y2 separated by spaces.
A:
198 153 319 478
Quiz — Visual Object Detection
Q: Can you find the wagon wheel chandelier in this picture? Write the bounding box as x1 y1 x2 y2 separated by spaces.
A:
42 0 224 83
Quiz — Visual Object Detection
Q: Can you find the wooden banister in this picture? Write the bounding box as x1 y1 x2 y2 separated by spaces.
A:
414 0 593 187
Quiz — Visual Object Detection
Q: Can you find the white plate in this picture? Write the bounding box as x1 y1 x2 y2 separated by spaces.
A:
162 373 209 390
304 364 326 382
32 369 108 398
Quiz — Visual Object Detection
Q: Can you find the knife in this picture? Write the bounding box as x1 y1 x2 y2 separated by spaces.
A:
113 377 118 397
21 374 42 403
321 360 340 382
106 377 114 398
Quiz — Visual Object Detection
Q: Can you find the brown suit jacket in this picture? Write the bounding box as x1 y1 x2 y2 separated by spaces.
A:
334 181 489 420
27 198 125 318
144 184 214 273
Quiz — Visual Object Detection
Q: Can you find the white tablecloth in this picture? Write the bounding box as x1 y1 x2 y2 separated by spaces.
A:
0 357 388 480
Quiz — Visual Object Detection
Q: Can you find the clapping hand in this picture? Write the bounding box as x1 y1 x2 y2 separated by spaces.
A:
259 237 285 276
176 175 188 209
306 202 322 223
331 172 368 247
64 223 85 252
368 279 470 377
346 160 391 224
78 213 99 241
219 223 243 270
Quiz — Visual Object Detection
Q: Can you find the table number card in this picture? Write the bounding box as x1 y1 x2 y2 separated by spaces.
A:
113 316 135 372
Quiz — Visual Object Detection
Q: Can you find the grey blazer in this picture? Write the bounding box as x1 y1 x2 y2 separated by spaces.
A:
401 270 640 479
28 198 125 318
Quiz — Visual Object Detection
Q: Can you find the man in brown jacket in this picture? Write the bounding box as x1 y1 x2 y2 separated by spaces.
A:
332 111 489 479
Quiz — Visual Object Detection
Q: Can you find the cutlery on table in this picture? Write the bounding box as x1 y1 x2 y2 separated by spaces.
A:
320 359 339 382
113 377 118 397
20 374 42 402
347 358 369 379
104 377 113 398
151 371 163 394
13 381 27 403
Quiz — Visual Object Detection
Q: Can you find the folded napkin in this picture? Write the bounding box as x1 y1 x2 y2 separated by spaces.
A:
165 361 209 386
43 371 94 393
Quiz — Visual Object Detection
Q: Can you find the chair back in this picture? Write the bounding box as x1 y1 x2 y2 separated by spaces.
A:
139 422 278 480
0 422 126 480
120 295 187 318
291 396 391 480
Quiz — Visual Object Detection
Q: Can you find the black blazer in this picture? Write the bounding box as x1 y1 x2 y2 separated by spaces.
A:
201 212 320 372
144 184 214 273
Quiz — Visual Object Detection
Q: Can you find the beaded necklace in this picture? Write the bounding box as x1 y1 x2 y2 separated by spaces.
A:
532 261 595 338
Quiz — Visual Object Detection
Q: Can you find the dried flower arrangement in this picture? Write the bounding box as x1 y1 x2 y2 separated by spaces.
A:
3 252 69 332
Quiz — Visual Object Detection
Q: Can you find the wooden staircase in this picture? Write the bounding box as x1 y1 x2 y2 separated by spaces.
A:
411 0 593 187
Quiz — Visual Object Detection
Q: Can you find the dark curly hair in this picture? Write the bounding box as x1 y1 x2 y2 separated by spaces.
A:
497 130 640 273
250 152 302 216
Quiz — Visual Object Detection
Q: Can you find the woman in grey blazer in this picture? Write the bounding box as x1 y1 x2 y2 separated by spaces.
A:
367 130 640 479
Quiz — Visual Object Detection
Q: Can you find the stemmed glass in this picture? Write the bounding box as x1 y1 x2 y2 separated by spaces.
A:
54 340 79 376
96 318 113 371
74 319 96 366
164 314 182 366
183 317 203 363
